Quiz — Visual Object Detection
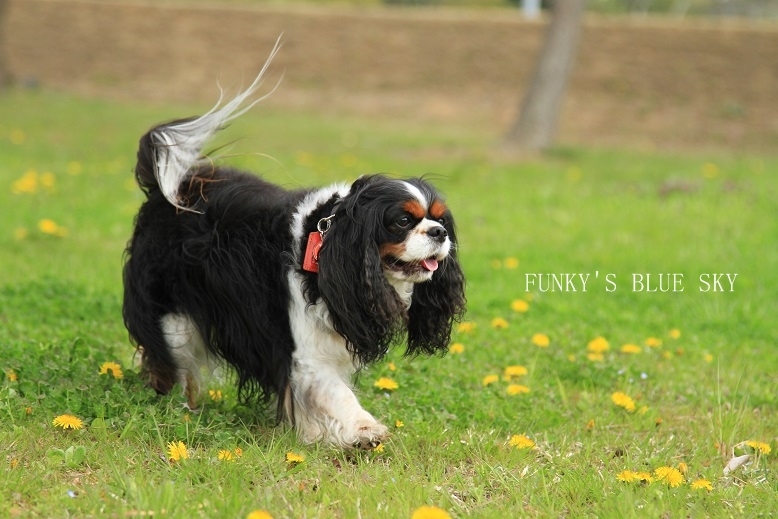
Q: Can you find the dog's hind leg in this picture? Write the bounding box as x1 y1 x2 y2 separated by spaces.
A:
161 314 210 411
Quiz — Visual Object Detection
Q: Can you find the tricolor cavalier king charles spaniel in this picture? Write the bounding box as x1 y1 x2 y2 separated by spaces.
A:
122 44 466 449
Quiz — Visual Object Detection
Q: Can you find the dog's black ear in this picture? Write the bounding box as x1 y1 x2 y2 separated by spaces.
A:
317 176 407 365
406 217 466 356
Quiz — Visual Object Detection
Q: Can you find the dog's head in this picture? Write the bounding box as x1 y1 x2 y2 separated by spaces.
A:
316 175 466 364
378 180 452 285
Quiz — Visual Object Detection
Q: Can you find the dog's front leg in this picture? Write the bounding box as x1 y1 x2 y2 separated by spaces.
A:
289 361 388 449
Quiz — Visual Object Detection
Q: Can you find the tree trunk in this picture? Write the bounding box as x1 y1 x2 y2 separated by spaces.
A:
504 0 587 151
0 0 11 89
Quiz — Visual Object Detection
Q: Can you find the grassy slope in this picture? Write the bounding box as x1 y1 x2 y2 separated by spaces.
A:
0 89 776 517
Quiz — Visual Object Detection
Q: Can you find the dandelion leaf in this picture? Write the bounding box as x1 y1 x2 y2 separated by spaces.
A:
65 445 87 467
46 448 66 465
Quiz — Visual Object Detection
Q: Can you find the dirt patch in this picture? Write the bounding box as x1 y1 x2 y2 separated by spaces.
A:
6 0 778 151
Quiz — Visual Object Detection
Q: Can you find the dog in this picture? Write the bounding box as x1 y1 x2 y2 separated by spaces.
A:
122 43 466 449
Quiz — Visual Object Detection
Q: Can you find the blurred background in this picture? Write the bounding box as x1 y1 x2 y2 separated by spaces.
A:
2 0 776 152
2 4 777 516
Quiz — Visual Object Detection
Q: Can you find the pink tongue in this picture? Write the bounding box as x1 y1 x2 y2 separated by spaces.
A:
421 258 439 272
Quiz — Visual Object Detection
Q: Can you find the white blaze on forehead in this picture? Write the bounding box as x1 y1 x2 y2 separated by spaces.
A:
402 181 428 210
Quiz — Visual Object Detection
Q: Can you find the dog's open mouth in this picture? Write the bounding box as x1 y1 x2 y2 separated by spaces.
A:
384 256 439 274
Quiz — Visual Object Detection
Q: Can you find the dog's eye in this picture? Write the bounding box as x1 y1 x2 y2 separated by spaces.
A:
395 216 412 229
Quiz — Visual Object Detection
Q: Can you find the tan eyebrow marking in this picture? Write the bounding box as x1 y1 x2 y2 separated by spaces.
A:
429 200 447 219
403 200 427 220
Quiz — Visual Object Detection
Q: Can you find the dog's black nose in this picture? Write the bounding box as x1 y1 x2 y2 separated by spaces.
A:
428 226 448 242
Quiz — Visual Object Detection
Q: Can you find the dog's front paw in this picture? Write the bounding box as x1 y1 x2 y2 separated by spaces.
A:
346 417 389 450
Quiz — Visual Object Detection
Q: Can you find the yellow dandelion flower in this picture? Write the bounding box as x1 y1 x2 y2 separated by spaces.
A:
395 420 404 428
690 479 712 491
587 336 609 353
10 459 19 469
373 443 385 453
167 441 188 462
491 317 509 329
511 299 529 313
704 353 714 363
567 354 576 362
6 369 17 381
503 365 528 379
745 440 771 455
10 128 26 145
25 407 32 415
374 377 398 391
620 344 641 354
286 452 304 464
411 505 451 519
12 170 39 194
38 219 59 234
38 219 67 237
339 153 358 168
295 151 315 166
617 470 638 482
611 392 636 412
586 419 595 431
504 257 519 269
654 466 684 487
448 343 464 354
209 389 223 401
67 161 83 176
662 351 673 359
655 417 663 427
636 472 654 483
247 510 274 519
702 162 719 179
218 450 235 462
677 462 688 474
53 414 84 430
482 374 499 386
508 434 535 449
638 405 648 415
645 337 662 347
669 329 681 339
98 361 123 379
387 361 396 371
506 384 530 395
655 466 681 484
40 172 56 190
234 448 243 457
586 352 604 362
13 227 28 241
456 321 476 333
531 333 550 347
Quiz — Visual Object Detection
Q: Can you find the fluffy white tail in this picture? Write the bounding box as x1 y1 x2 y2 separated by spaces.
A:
147 36 283 211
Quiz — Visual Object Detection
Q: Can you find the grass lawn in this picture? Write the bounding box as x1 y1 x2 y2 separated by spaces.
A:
0 88 776 518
